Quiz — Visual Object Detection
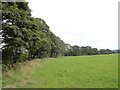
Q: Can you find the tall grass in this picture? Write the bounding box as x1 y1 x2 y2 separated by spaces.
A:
2 59 45 88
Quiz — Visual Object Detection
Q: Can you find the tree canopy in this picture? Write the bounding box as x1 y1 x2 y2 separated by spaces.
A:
1 2 65 66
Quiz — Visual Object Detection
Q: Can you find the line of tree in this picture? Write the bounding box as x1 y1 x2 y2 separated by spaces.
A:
112 49 120 53
1 2 66 67
64 44 114 56
1 1 118 68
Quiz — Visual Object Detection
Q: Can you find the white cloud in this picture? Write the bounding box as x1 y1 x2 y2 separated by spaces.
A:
26 0 118 50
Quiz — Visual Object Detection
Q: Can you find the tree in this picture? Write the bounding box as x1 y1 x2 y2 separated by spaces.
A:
71 45 80 56
64 44 72 56
86 46 93 55
99 49 106 54
80 46 87 55
2 1 67 65
2 2 31 65
105 49 112 54
92 48 99 55
49 32 61 57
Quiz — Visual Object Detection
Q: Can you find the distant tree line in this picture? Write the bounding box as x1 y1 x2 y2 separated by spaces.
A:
64 44 115 56
1 2 118 68
112 49 120 53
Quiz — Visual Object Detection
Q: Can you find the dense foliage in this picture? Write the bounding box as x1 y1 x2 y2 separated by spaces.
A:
1 2 116 67
1 2 65 66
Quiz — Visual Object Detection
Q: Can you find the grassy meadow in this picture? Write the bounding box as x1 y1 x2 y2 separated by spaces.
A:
2 54 118 88
0 65 2 89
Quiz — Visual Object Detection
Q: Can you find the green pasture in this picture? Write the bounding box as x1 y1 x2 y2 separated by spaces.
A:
2 54 118 88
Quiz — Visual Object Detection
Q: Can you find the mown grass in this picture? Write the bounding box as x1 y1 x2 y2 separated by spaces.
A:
2 54 118 88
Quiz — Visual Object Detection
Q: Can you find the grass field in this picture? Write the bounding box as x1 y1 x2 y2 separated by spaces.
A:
0 65 2 89
2 54 118 88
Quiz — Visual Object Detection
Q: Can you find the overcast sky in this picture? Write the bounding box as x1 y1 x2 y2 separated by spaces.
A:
26 0 118 50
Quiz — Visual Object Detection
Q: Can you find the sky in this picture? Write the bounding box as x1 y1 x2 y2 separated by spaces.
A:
26 0 119 50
